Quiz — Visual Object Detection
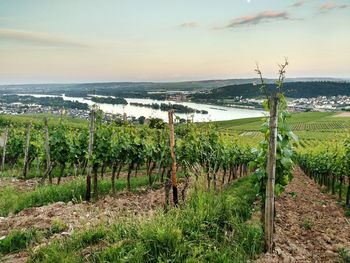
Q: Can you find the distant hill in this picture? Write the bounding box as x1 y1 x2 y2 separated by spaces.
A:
0 78 348 93
190 81 350 101
0 78 349 99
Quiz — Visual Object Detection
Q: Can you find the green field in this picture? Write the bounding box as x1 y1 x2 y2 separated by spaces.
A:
211 112 350 148
214 112 350 132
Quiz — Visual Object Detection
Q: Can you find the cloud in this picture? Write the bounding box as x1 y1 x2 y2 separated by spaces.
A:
319 1 349 12
0 28 89 48
0 17 11 24
219 10 289 29
179 22 198 28
290 1 305 8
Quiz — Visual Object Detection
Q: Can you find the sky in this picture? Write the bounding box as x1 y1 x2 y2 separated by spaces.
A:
0 0 349 84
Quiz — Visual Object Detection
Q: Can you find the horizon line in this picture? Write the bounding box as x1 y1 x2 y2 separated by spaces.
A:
1 76 350 86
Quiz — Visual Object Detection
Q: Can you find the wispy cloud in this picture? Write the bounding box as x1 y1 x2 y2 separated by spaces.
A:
290 1 305 8
179 22 198 28
0 28 89 48
216 10 289 29
0 17 11 23
319 1 349 13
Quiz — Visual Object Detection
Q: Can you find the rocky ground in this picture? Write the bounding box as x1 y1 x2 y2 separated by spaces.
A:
0 174 83 192
257 167 350 263
0 177 41 192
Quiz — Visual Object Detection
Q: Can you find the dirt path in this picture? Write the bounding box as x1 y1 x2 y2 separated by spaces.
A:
334 112 350 117
258 167 350 263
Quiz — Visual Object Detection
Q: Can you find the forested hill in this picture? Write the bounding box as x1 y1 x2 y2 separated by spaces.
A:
190 81 350 100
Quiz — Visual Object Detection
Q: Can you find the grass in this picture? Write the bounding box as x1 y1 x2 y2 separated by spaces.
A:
339 248 350 263
299 218 313 230
0 228 39 255
344 209 350 217
0 175 159 217
0 219 68 257
30 176 263 263
46 218 68 237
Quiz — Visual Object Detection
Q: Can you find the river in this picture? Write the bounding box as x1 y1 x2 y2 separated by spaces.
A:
18 94 266 122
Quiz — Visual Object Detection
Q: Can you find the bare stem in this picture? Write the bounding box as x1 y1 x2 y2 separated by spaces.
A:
255 63 269 100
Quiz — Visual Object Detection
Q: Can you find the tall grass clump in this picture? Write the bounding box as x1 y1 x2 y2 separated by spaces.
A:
0 228 38 255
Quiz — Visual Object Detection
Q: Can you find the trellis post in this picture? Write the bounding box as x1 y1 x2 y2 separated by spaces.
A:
168 110 178 206
264 94 279 252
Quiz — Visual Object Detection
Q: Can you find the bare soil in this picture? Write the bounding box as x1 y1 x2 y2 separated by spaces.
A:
334 112 350 117
257 167 350 263
0 177 39 192
0 171 133 192
0 174 86 192
0 186 169 237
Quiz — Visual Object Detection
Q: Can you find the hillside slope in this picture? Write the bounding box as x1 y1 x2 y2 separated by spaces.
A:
191 81 350 100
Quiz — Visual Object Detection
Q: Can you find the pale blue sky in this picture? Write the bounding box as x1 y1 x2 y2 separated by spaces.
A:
0 0 349 84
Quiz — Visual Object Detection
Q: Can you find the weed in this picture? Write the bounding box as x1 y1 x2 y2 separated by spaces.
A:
299 218 313 230
46 218 68 236
344 209 350 217
339 247 350 263
289 191 297 198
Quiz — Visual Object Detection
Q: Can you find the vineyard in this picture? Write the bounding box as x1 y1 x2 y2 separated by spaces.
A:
0 115 255 204
217 111 350 133
0 109 350 262
1 0 349 260
297 141 350 205
224 111 350 211
0 111 263 262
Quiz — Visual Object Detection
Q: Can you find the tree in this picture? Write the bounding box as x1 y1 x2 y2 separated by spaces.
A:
149 118 165 129
138 116 146 125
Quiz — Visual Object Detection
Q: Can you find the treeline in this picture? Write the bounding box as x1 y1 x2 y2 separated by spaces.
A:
190 81 350 101
0 95 89 110
130 102 208 114
90 96 127 105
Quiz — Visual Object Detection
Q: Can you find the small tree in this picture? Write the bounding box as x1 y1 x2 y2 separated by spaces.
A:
251 59 297 252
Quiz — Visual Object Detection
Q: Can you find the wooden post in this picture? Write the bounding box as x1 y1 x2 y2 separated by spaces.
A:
264 94 279 253
1 127 8 173
23 123 32 178
44 117 51 183
168 110 178 206
123 113 127 124
36 157 40 177
86 109 95 201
